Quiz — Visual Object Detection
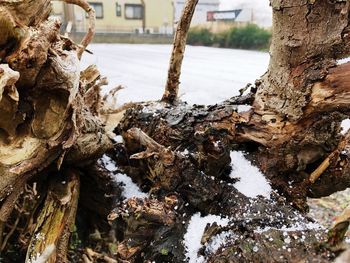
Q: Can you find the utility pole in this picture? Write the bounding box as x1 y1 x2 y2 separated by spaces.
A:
141 0 146 33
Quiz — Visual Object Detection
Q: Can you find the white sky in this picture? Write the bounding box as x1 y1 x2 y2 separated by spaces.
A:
220 0 270 10
220 0 272 27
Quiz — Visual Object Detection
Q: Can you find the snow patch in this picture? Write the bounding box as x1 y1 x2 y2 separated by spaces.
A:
99 155 118 172
237 105 252 113
99 155 147 199
141 102 165 114
206 231 236 255
112 135 124 143
337 57 350 65
112 173 148 199
180 149 190 156
341 119 350 135
255 221 322 233
29 244 55 263
230 151 272 199
184 213 230 263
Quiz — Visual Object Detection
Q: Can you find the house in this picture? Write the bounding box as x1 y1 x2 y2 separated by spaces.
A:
174 0 220 26
52 0 174 34
204 6 272 33
219 0 272 28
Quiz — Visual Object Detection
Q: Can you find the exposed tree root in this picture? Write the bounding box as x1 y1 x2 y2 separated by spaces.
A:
25 170 80 263
57 0 96 59
1 0 350 262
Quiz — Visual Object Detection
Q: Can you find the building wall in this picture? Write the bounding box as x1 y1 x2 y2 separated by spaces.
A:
51 2 64 19
52 0 174 34
145 0 174 34
174 0 219 26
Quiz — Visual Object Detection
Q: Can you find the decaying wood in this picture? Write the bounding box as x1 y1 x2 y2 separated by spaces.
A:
162 0 198 104
328 203 350 247
25 170 80 263
1 0 350 262
0 0 113 261
0 0 110 200
58 0 96 59
111 0 350 261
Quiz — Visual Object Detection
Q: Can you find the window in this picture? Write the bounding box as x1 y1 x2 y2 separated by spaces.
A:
89 2 103 19
116 2 122 17
125 4 143 20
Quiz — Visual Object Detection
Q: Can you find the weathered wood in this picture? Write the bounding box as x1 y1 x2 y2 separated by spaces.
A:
111 2 350 261
162 0 198 104
0 0 113 260
25 170 80 263
58 0 96 59
2 0 350 261
254 0 350 120
0 0 110 213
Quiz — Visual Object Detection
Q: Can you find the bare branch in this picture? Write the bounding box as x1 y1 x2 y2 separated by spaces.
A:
57 0 96 59
162 0 198 104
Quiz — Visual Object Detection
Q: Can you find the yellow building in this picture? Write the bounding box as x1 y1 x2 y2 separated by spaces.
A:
52 0 174 34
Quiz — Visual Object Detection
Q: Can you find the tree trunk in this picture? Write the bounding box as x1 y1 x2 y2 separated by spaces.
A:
112 0 350 261
1 0 350 262
141 0 146 33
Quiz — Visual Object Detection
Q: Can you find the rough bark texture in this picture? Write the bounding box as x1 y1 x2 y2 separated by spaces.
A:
1 0 350 262
255 0 350 120
110 0 350 261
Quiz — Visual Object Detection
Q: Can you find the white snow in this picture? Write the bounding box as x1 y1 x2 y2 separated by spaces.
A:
180 149 190 156
237 104 252 113
255 221 322 234
112 135 124 143
184 213 230 263
29 244 55 263
337 57 350 65
100 155 118 172
206 231 236 255
99 155 147 199
113 173 148 199
81 44 269 106
341 119 350 135
280 222 322 232
230 151 272 199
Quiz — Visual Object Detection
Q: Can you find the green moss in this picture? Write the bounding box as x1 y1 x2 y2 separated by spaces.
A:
69 225 82 250
160 248 169 255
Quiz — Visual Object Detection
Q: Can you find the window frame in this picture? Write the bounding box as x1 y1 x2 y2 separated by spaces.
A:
124 4 144 20
116 2 122 17
88 2 104 19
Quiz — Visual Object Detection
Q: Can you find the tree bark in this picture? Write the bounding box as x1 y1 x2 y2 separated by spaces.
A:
162 0 198 104
112 0 350 261
1 0 350 262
